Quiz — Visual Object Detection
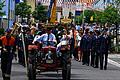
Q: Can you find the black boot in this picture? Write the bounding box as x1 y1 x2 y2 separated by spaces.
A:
5 77 10 80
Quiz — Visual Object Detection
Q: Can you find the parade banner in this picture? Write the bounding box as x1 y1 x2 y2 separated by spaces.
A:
50 0 57 23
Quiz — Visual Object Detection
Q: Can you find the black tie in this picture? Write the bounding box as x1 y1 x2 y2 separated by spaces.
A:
47 34 50 46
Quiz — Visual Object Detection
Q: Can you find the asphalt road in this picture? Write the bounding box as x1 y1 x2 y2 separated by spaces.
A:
0 54 120 80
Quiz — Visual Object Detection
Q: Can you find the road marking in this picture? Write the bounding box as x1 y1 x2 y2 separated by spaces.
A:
108 59 120 67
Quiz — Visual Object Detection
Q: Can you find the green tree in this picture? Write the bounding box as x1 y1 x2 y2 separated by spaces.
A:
78 10 95 24
102 4 120 51
94 10 104 25
104 5 120 25
115 0 120 7
32 4 47 22
15 2 31 19
84 10 94 23
0 1 5 16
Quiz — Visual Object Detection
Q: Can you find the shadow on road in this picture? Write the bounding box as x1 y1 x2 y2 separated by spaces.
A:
35 73 89 80
36 79 90 80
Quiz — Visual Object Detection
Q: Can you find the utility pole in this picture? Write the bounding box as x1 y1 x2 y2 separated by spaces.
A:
8 0 10 28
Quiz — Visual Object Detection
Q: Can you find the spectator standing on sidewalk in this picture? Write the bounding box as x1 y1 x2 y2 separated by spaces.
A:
70 25 78 60
76 30 83 62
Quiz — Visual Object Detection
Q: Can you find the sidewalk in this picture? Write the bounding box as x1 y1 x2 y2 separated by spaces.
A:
108 54 120 67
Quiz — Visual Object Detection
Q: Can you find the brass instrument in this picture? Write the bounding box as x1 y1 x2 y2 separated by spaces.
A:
10 23 21 35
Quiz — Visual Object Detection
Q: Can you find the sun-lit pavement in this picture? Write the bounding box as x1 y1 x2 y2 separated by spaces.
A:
0 54 120 80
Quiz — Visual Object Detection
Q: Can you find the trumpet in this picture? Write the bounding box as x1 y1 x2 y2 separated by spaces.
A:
10 23 21 35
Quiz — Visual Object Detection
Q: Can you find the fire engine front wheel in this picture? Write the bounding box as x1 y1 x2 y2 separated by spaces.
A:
28 64 36 80
62 63 71 80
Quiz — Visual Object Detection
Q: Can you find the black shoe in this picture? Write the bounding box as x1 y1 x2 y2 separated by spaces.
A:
86 64 89 66
100 67 103 70
3 77 10 80
104 67 107 70
82 63 85 65
94 66 98 68
91 64 93 66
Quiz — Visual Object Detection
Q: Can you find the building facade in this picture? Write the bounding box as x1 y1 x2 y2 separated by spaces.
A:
0 0 15 29
62 0 95 22
92 0 113 10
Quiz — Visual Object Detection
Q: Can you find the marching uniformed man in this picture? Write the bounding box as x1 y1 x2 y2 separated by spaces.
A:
16 27 27 66
94 30 101 68
80 28 91 66
89 31 96 67
100 29 111 70
0 28 16 80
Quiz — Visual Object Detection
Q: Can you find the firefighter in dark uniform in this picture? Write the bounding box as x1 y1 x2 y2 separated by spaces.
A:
16 28 25 66
0 28 16 80
100 30 111 70
90 31 96 67
94 30 101 68
26 26 37 45
25 26 37 66
80 28 90 66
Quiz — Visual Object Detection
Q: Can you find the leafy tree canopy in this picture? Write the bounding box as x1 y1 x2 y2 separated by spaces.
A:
103 5 120 25
78 10 94 24
32 4 47 22
15 2 31 18
0 1 5 16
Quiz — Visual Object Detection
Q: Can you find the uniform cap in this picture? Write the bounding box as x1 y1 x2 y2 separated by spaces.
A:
5 28 12 33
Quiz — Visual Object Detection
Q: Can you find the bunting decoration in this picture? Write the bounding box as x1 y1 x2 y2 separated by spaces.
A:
37 0 63 6
62 0 95 9
37 0 95 7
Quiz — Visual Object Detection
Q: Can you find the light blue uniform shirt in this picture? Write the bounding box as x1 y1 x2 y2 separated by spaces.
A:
35 33 57 47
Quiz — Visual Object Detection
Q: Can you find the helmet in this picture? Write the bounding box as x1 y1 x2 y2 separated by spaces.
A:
44 24 54 31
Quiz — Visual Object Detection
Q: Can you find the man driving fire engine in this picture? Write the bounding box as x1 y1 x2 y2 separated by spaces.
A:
33 24 57 47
